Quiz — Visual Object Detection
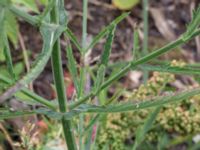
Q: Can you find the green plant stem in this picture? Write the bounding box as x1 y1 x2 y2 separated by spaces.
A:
10 6 40 26
142 0 148 56
70 28 200 109
82 0 88 52
142 0 149 83
4 31 16 80
0 74 56 110
79 0 88 148
50 3 77 150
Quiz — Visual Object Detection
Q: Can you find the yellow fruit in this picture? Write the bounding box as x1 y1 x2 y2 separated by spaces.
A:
112 0 140 10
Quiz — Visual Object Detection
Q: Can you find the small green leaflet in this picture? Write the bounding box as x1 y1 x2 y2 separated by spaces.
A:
137 64 200 76
183 6 200 41
101 25 116 65
85 12 129 52
0 110 35 120
3 35 16 80
133 29 139 60
93 65 106 94
39 0 54 22
11 0 39 13
5 11 19 48
133 107 161 150
66 41 79 95
65 28 83 53
57 0 68 26
0 7 16 80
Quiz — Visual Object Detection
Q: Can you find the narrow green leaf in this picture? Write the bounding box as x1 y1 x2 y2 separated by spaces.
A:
104 61 200 76
73 87 200 114
106 61 200 76
78 68 85 98
10 6 40 26
12 0 39 13
39 0 54 21
133 107 161 150
85 26 108 52
5 11 19 48
57 0 68 26
85 12 129 52
101 25 116 65
66 40 79 95
93 65 106 94
65 28 83 53
3 35 16 80
137 64 200 75
81 114 100 137
0 7 16 80
104 89 123 106
0 110 36 120
0 74 56 110
35 108 62 120
111 12 130 25
133 29 139 60
183 6 200 40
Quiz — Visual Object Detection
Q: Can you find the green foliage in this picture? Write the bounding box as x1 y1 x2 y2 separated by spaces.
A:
66 41 79 94
0 1 200 150
101 25 116 66
1 0 44 47
93 65 106 94
85 12 129 52
133 29 139 60
0 23 66 100
183 6 200 41
0 109 35 120
0 0 11 6
5 11 19 47
133 107 161 150
12 0 39 13
96 71 200 149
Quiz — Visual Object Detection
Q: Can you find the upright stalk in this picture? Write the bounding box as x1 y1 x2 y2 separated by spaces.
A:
142 0 148 56
142 0 149 83
82 0 88 51
79 0 88 149
50 2 77 150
